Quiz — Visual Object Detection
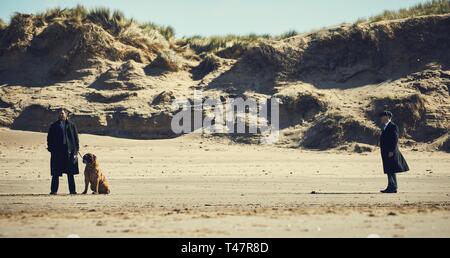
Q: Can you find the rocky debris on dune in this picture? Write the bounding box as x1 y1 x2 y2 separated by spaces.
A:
338 143 375 153
191 54 223 80
90 61 149 90
404 69 450 97
368 94 426 135
0 97 13 109
276 90 328 128
151 91 176 106
301 113 380 150
84 91 138 103
368 92 449 142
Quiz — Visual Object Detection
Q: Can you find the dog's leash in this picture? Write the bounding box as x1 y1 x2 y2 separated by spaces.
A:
77 151 83 159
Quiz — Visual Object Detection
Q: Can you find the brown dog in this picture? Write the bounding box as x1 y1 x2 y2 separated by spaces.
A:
82 153 111 195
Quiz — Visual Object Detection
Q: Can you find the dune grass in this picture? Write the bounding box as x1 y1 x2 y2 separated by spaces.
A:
278 30 299 39
33 5 177 40
3 4 299 55
179 31 300 54
180 34 265 54
0 5 171 58
2 1 448 55
357 0 450 23
86 7 133 36
35 5 87 23
140 22 175 41
35 6 133 36
178 0 449 54
30 5 171 40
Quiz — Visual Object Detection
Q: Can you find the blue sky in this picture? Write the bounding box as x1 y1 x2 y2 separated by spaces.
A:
0 0 431 36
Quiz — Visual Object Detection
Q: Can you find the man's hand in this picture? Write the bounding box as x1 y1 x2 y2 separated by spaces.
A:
388 152 394 158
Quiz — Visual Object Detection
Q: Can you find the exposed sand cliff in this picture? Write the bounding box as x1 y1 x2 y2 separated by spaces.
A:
0 13 449 151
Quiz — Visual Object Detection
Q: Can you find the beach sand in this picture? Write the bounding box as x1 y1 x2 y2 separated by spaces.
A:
0 128 449 237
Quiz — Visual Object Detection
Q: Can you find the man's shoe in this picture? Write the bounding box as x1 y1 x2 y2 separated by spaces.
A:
49 192 57 195
70 192 77 195
380 189 397 194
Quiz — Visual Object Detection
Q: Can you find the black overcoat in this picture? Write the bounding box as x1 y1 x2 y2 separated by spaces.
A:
47 120 80 177
380 122 409 174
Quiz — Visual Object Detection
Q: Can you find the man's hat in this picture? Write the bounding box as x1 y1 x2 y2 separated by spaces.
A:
379 111 393 118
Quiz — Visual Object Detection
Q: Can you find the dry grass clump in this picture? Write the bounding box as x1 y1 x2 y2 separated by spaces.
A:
140 22 175 41
35 5 88 23
356 0 450 23
32 6 132 35
179 34 265 54
178 30 301 55
277 30 299 39
192 53 222 80
117 22 170 53
86 7 132 36
147 51 184 72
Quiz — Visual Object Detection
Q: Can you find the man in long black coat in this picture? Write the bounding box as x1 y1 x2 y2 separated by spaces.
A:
47 108 80 195
379 111 409 194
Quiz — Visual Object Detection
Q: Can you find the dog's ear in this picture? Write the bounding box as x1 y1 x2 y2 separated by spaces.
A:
93 154 97 163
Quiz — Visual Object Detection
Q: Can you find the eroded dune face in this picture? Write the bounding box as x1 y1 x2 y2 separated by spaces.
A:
0 13 449 151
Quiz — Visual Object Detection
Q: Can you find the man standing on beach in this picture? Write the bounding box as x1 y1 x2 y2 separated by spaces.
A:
47 108 80 195
379 111 409 194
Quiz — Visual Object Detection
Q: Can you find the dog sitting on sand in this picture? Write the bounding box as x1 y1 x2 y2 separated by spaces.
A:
82 153 111 195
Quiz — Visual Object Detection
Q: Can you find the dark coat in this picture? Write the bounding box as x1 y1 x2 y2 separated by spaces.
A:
47 120 80 177
380 122 409 174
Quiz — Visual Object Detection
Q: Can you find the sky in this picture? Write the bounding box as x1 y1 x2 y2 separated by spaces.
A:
0 0 432 37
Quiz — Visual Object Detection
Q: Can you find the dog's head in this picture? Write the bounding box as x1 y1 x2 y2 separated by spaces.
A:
82 153 97 165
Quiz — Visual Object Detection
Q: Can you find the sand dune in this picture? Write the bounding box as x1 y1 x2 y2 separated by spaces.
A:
0 12 449 151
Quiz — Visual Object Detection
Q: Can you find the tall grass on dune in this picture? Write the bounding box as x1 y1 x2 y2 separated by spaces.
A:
118 22 171 53
179 34 263 54
27 5 172 40
35 5 88 23
179 30 299 54
1 1 448 55
357 0 450 23
2 5 175 55
278 30 299 39
86 8 133 36
140 22 175 41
